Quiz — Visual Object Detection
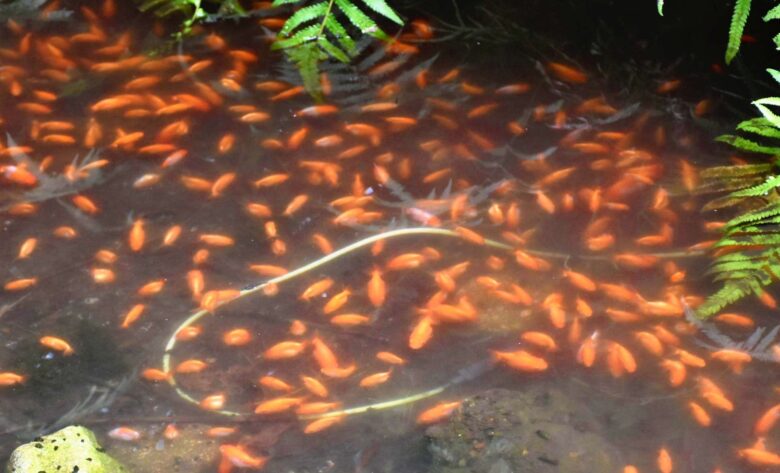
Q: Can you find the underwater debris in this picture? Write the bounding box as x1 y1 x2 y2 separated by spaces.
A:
370 177 512 227
423 2 531 45
0 0 71 21
2 137 109 212
3 376 134 441
685 301 780 362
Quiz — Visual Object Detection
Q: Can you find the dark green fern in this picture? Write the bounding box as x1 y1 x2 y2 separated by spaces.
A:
698 160 780 317
716 134 780 155
696 0 780 317
698 109 780 317
699 62 780 319
726 0 751 64
737 117 780 139
271 0 404 99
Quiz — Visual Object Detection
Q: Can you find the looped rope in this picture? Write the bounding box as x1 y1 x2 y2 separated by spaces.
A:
160 226 703 418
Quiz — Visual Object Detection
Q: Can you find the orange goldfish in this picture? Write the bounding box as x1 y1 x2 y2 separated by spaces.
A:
40 336 74 355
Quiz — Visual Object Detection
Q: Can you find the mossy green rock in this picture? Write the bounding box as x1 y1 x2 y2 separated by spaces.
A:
6 426 127 473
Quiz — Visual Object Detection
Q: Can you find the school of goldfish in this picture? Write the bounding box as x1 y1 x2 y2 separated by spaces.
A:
0 0 779 471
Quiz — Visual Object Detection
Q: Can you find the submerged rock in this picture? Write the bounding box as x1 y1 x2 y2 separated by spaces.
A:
426 387 621 473
108 424 221 473
6 425 127 473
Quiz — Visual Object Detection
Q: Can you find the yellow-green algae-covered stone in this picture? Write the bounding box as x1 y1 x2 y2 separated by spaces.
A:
6 425 127 473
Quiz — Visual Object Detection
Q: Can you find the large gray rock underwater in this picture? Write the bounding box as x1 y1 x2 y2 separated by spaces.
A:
426 387 622 473
6 425 127 473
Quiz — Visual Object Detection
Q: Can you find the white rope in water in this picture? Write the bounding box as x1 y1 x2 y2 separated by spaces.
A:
160 225 705 418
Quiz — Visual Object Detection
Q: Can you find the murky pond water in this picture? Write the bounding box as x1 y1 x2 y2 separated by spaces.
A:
1 1 779 472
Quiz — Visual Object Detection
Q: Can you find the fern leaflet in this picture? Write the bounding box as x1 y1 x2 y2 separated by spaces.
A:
754 97 780 128
280 2 329 36
699 77 780 318
272 0 404 98
730 174 780 197
725 202 780 228
698 279 762 317
716 134 780 155
765 4 780 21
737 117 780 139
768 68 780 84
360 0 402 25
726 0 752 64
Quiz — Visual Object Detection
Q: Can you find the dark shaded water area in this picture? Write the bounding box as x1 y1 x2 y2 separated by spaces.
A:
1 1 780 472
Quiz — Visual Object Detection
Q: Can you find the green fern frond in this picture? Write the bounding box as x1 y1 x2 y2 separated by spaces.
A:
709 259 771 274
717 134 780 155
701 135 780 317
725 202 780 227
765 4 780 21
714 252 773 263
730 174 780 197
280 2 329 36
737 117 780 139
334 0 388 39
273 23 322 49
727 224 780 235
712 270 760 283
753 97 780 128
316 36 350 62
697 60 780 318
698 279 762 317
359 0 403 25
288 43 327 101
272 0 403 98
324 14 356 52
657 0 664 16
739 214 780 228
726 0 752 65
715 233 780 247
768 68 780 84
